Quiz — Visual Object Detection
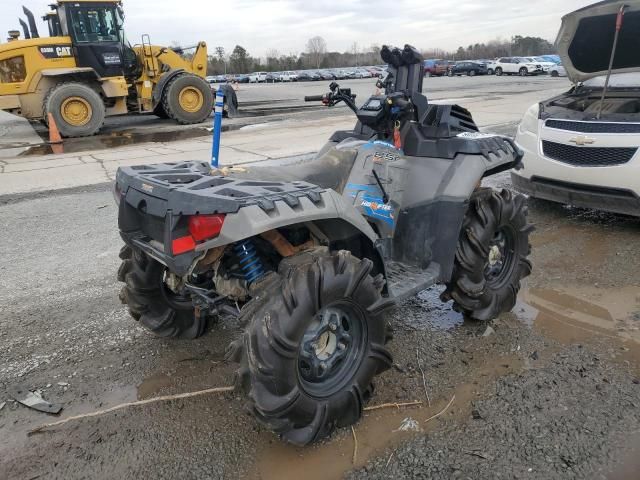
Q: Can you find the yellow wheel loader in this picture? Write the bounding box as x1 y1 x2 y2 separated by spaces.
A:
0 1 214 138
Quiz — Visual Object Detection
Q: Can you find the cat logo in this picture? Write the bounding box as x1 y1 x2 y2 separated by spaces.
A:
39 45 73 59
56 46 72 57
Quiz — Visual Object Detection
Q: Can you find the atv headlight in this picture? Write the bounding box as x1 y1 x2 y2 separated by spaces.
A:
519 103 540 135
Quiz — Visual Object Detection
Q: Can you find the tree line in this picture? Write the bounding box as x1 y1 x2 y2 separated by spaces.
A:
205 35 555 75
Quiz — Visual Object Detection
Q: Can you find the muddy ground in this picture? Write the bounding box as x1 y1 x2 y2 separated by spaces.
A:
1 163 639 480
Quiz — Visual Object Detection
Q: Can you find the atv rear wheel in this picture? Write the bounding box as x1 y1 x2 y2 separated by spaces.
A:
227 250 393 446
443 188 533 321
117 245 207 339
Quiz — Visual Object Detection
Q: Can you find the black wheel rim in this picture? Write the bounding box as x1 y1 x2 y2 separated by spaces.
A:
484 227 516 288
297 301 367 398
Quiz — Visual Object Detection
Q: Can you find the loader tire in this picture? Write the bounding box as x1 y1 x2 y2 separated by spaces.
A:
162 74 214 125
443 188 533 321
44 82 105 138
227 250 393 446
117 245 207 339
153 103 170 119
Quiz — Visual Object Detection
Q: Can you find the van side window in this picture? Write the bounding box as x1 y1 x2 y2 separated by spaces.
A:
0 56 27 83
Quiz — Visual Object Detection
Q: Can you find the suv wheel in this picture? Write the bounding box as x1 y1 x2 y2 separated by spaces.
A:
519 67 528 76
495 67 503 76
488 68 494 75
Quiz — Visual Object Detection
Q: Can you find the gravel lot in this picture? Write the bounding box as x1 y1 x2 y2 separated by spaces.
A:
1 76 639 480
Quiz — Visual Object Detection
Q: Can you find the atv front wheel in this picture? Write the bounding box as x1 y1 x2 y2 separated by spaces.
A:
443 189 533 321
117 245 207 339
227 250 393 446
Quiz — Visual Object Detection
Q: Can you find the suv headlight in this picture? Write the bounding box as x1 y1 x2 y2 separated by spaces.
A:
519 103 540 134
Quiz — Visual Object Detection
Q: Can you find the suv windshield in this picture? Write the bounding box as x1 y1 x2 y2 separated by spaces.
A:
70 7 120 43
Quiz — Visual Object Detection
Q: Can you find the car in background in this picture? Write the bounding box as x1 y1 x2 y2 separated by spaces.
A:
353 68 372 78
297 71 321 81
365 66 385 78
276 71 298 82
494 57 545 76
512 1 640 217
233 74 250 83
424 59 452 77
549 64 567 77
540 54 561 64
265 73 278 83
484 59 498 75
448 61 488 77
317 70 336 80
522 57 555 74
248 72 268 83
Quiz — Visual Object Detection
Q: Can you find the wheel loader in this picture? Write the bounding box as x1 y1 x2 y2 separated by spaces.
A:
0 1 221 138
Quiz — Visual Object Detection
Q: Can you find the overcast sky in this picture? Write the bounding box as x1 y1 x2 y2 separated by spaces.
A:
3 0 596 57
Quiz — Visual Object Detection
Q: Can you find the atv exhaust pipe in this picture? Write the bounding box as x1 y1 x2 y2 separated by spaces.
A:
22 6 39 38
19 18 31 39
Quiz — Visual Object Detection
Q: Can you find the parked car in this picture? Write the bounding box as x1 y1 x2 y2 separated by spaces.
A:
234 74 250 83
540 54 561 64
522 57 555 74
494 57 545 76
549 63 567 77
265 73 277 83
512 1 640 217
248 72 268 83
423 59 452 77
448 61 488 77
297 71 320 81
277 71 298 82
366 66 385 78
317 70 336 80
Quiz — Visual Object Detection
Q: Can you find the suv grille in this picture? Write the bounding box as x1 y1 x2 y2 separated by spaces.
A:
546 120 640 134
542 141 637 167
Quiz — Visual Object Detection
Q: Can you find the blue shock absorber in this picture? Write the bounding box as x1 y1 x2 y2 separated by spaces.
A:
234 240 266 284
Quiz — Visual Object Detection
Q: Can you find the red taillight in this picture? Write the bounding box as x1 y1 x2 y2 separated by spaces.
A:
172 235 197 255
172 214 225 256
188 214 225 242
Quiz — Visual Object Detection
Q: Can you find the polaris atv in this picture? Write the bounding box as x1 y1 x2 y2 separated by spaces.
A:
114 44 533 446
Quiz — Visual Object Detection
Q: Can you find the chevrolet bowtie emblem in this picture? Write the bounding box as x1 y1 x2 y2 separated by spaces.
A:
569 135 596 146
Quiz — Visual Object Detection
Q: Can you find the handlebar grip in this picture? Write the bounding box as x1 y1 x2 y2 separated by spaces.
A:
304 95 325 102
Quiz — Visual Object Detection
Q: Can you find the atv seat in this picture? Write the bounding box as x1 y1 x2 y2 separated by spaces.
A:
231 148 358 194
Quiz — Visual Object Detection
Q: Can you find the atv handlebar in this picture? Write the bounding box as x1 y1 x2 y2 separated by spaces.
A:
304 83 358 113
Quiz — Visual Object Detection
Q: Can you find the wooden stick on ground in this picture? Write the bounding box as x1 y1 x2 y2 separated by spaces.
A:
416 347 432 407
29 386 235 435
423 394 456 425
364 401 422 412
351 426 358 465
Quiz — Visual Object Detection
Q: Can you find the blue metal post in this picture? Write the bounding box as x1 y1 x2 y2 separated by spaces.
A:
211 87 225 168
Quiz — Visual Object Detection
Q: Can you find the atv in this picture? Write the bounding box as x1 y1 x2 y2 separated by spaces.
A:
114 44 533 446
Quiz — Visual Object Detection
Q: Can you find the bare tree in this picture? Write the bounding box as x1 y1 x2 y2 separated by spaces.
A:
306 36 327 69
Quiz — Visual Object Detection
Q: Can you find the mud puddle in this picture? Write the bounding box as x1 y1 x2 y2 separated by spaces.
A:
20 104 321 157
250 353 522 480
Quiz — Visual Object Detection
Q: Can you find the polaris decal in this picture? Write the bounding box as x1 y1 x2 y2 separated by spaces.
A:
373 151 399 163
360 194 395 226
39 46 73 59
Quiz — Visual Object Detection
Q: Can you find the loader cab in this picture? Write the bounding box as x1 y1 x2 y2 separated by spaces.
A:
56 1 126 78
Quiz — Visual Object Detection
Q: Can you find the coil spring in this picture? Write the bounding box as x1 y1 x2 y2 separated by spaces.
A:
234 239 266 284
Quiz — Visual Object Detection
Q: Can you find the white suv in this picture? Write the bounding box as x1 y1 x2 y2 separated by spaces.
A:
248 72 268 83
512 1 640 217
494 57 545 76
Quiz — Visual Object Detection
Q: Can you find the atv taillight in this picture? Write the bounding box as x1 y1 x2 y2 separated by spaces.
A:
188 214 225 242
172 214 226 256
172 236 197 255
